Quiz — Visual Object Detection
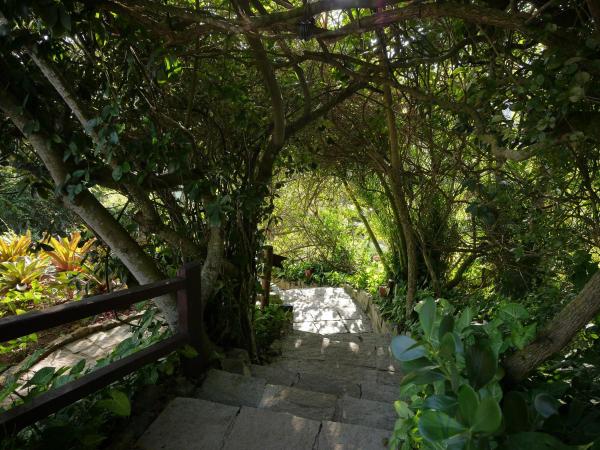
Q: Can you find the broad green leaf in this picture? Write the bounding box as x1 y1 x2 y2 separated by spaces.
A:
466 343 497 389
458 384 479 426
401 368 446 386
70 359 86 375
455 307 472 332
97 390 131 417
418 410 467 442
17 349 45 372
423 395 458 413
419 297 436 339
391 335 426 361
499 303 529 321
534 393 558 418
25 366 55 387
472 397 502 433
180 345 199 359
512 323 537 350
394 400 414 419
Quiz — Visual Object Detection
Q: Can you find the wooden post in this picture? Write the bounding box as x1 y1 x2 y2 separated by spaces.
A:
177 261 208 375
261 245 274 309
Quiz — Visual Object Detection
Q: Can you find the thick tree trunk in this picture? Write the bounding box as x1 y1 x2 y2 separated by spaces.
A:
28 51 201 261
0 88 179 329
503 270 600 383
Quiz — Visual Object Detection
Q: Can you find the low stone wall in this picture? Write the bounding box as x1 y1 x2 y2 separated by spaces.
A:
342 284 397 335
273 279 312 290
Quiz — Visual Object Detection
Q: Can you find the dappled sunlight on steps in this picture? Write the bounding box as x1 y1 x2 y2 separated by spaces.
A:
137 287 399 449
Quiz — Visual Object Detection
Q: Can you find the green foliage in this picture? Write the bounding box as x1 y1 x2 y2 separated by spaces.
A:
0 229 100 356
389 299 599 449
43 231 96 272
0 257 49 293
0 309 187 450
0 231 32 262
274 258 385 292
253 304 292 353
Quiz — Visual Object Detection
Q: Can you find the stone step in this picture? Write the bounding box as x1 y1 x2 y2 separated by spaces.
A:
279 334 400 372
249 362 399 404
259 383 337 421
335 395 397 431
197 369 336 422
138 397 390 450
196 368 266 408
197 369 400 424
287 330 393 346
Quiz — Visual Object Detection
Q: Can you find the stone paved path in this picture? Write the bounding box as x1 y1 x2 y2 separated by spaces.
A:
138 286 399 450
1 322 134 404
276 286 373 334
27 324 133 373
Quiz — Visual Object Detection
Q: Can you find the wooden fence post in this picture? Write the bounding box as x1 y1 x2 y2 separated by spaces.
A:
177 261 207 375
261 245 274 309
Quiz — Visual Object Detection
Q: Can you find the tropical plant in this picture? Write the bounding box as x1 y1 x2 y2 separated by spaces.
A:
254 304 292 353
0 231 32 262
389 298 599 449
44 232 95 272
0 257 49 293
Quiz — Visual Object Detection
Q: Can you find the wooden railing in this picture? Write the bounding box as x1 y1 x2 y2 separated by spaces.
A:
0 261 203 435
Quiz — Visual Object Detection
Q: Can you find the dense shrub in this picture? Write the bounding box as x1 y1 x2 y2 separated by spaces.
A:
389 298 600 449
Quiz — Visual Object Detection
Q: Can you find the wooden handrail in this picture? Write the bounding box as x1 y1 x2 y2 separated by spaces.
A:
0 262 203 436
0 277 185 342
0 334 188 434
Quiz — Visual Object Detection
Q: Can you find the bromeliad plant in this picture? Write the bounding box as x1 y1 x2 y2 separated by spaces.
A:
0 231 32 262
389 298 588 450
43 231 96 273
0 257 49 293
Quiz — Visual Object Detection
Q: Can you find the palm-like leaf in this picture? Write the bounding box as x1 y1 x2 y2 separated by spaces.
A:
44 232 96 272
0 231 32 262
0 256 49 292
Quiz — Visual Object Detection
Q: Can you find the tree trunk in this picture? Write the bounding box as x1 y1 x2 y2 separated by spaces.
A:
381 83 418 319
503 270 600 383
418 231 441 297
0 88 179 329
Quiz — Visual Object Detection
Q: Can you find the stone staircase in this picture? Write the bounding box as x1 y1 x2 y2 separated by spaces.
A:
137 287 400 450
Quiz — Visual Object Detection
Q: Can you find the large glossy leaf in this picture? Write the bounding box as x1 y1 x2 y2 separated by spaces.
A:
391 335 426 361
455 307 473 333
400 357 434 372
394 400 413 419
401 368 446 386
472 397 502 433
466 343 497 389
498 303 529 321
24 366 55 387
419 298 437 339
458 384 479 426
97 390 131 417
423 395 458 413
418 410 467 442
